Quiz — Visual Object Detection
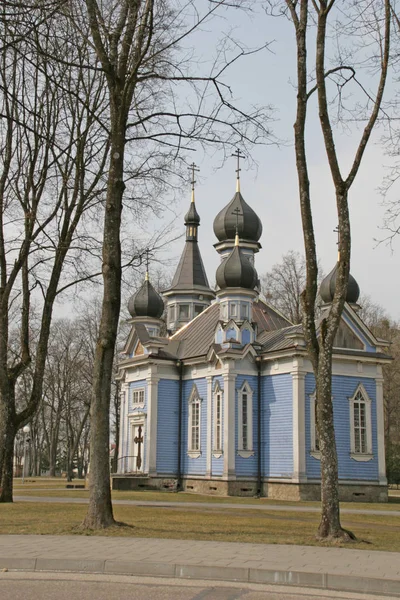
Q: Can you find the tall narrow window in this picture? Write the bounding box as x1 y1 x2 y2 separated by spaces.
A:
242 392 248 449
191 401 200 451
238 382 254 457
188 385 202 457
213 381 223 455
349 384 373 461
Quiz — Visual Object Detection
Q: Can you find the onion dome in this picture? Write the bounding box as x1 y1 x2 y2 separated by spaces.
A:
216 234 258 290
213 191 262 243
319 263 360 304
128 275 164 318
185 200 200 225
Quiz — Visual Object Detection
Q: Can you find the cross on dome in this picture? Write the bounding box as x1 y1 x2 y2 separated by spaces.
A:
188 162 200 202
232 148 245 192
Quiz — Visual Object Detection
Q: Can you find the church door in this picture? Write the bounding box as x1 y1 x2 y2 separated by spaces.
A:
130 424 144 472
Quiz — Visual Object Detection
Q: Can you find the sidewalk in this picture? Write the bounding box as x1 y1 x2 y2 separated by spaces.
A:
1 534 400 596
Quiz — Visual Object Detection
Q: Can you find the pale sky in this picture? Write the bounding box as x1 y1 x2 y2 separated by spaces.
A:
156 2 400 321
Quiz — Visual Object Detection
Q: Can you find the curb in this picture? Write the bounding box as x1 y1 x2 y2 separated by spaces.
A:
1 557 399 596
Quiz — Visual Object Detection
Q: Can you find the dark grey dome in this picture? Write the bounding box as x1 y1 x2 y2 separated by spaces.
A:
213 191 262 242
319 263 360 304
216 246 258 290
128 278 164 318
185 201 200 225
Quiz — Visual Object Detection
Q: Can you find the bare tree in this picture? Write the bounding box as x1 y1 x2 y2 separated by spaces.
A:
75 0 271 528
0 6 109 501
273 0 391 540
261 251 325 324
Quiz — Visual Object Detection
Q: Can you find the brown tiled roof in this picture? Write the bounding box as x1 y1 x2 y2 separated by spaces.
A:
252 298 292 331
257 324 302 352
169 303 221 359
167 298 292 360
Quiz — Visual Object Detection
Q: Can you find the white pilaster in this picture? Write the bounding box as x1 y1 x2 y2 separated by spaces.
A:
119 383 129 473
376 372 387 485
223 370 236 479
291 364 306 483
206 376 213 477
146 368 160 476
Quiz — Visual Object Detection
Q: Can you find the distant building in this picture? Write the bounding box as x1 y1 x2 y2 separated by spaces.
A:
113 168 389 502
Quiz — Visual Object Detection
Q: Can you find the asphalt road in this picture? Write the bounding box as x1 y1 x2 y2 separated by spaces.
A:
0 573 398 600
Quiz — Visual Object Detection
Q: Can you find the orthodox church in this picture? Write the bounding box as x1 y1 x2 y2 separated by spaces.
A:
113 161 389 502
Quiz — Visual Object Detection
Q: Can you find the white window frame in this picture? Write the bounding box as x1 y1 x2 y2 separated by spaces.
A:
132 388 145 407
230 302 237 318
349 384 373 461
188 384 202 458
213 381 223 457
237 381 254 458
310 392 320 460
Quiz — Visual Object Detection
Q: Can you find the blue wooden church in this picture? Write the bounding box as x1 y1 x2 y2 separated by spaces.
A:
113 165 389 502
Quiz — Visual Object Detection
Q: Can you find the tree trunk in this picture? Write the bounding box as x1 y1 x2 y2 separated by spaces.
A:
81 128 125 529
0 388 16 502
316 351 344 538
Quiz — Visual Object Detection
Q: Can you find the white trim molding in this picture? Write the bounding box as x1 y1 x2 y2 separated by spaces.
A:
349 383 373 461
376 375 387 483
187 384 202 458
237 380 254 458
206 376 213 477
223 372 236 477
292 370 307 480
146 375 159 475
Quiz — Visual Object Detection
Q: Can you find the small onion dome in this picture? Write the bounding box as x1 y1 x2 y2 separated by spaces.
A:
184 200 200 225
216 236 258 290
319 263 360 304
213 191 262 242
128 276 164 318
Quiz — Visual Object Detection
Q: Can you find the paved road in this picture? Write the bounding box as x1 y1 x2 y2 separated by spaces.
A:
13 495 400 517
0 572 398 600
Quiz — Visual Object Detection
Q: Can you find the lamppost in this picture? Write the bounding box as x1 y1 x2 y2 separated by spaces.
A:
22 425 31 484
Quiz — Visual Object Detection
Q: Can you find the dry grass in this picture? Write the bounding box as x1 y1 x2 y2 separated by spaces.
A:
12 479 400 513
1 500 400 552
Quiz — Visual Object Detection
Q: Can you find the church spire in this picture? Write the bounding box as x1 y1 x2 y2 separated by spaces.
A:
163 162 214 334
184 163 200 241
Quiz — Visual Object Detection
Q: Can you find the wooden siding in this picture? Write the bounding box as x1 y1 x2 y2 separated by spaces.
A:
156 379 179 474
263 373 293 477
305 373 379 481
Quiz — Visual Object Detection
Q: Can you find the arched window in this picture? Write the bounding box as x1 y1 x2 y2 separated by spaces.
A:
238 381 254 458
213 381 223 455
349 384 373 460
187 384 202 458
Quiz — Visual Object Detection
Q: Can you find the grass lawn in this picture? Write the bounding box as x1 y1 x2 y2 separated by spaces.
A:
12 478 400 513
1 500 400 552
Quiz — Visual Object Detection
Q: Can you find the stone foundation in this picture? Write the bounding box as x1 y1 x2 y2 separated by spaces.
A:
112 475 178 492
264 482 388 503
112 474 388 502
